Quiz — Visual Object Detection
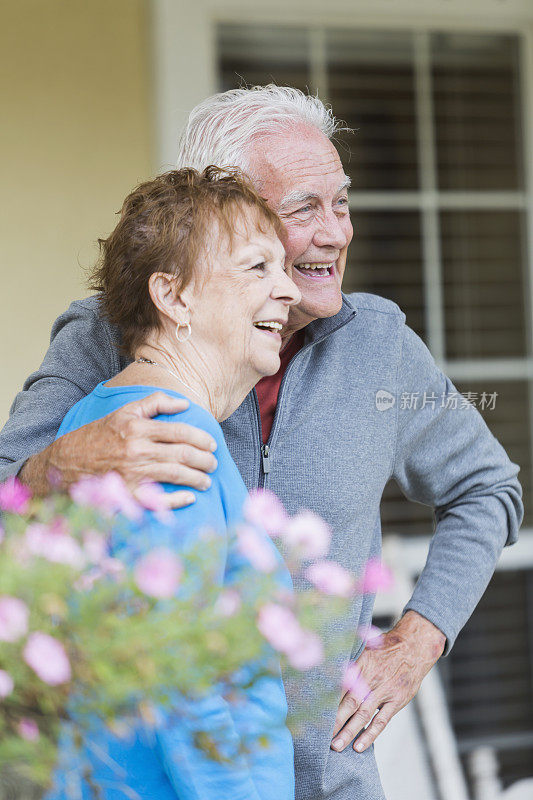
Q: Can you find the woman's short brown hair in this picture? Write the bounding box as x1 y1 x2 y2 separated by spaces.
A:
89 166 284 356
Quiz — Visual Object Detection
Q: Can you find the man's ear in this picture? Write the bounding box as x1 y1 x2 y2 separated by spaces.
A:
148 272 190 326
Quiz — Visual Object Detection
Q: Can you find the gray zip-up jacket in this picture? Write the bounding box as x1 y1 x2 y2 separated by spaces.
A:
0 291 524 800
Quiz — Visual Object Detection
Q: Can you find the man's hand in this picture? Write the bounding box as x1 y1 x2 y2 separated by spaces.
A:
19 392 218 508
331 610 446 753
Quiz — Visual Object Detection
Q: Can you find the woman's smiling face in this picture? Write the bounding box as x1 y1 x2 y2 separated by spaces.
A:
185 207 301 382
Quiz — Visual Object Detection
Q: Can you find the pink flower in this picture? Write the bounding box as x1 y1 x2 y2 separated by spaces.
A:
286 630 324 670
358 558 394 594
17 718 39 741
214 589 241 617
342 662 371 703
134 483 172 523
237 524 278 573
257 603 324 670
101 557 126 581
0 477 31 514
357 624 384 649
243 489 288 537
74 569 101 592
25 522 85 569
283 511 331 560
82 529 107 563
74 560 123 591
0 596 29 642
70 472 141 520
134 548 182 598
23 632 71 686
0 670 14 698
305 560 356 597
257 603 303 652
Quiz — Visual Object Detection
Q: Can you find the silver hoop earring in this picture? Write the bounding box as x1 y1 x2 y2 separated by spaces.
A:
175 322 191 343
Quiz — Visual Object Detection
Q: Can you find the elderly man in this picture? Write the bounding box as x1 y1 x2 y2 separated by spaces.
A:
0 86 523 800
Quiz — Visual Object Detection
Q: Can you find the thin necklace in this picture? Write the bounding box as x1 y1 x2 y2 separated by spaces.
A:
135 356 205 407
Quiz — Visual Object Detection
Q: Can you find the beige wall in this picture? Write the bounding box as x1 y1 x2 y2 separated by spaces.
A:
0 0 153 426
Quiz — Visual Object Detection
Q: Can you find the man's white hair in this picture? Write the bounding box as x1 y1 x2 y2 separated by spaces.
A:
175 84 347 179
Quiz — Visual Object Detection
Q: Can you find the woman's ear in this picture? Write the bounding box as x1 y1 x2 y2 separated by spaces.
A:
148 272 190 326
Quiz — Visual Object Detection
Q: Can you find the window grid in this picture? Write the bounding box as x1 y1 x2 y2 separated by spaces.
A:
520 27 533 529
309 26 530 365
308 26 328 100
340 32 530 373
321 26 533 521
414 31 446 362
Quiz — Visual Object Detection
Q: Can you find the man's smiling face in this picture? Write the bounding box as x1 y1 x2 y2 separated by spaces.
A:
247 123 354 336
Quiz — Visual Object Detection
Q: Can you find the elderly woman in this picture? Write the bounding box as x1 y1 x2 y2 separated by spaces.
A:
47 167 300 799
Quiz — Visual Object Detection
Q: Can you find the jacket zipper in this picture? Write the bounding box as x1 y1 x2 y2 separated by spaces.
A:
255 340 321 489
261 443 270 475
254 298 357 489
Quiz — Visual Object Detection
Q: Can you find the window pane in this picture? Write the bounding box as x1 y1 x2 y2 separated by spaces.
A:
432 33 523 191
218 24 310 94
344 210 425 340
380 479 435 537
453 378 531 527
327 29 418 190
441 210 527 359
